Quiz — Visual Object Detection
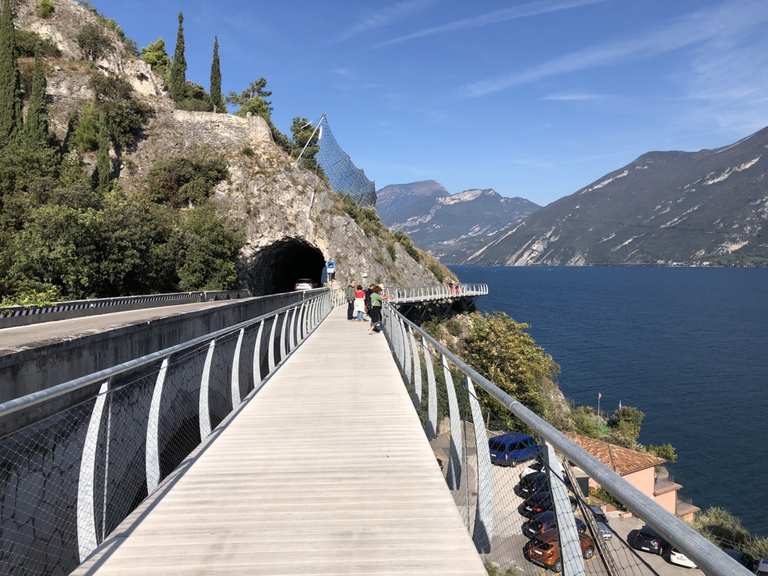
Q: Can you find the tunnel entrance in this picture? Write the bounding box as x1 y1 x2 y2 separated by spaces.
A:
246 238 326 295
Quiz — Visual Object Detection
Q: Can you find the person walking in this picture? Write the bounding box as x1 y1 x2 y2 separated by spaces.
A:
353 285 366 321
368 285 383 334
345 284 355 320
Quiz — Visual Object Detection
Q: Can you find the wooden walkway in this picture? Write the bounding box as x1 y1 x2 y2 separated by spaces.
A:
74 308 486 575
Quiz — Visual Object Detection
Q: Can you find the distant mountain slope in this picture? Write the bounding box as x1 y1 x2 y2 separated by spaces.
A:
377 183 540 263
468 127 768 267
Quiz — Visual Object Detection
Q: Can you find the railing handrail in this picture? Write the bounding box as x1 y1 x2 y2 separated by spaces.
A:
383 302 752 576
0 288 331 422
0 289 250 316
385 283 489 303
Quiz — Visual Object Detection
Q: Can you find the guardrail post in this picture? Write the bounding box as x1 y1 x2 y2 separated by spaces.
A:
198 339 216 440
231 329 245 408
423 337 437 440
253 320 264 390
77 380 109 562
408 329 422 408
441 353 463 490
146 358 169 494
467 376 493 553
279 309 288 361
547 442 587 575
267 315 277 374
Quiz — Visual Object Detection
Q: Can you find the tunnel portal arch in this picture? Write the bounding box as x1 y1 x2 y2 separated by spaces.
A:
246 238 326 295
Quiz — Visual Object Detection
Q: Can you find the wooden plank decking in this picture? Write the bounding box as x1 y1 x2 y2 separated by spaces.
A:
74 307 486 575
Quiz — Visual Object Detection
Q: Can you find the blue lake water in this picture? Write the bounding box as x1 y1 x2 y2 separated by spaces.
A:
451 265 768 536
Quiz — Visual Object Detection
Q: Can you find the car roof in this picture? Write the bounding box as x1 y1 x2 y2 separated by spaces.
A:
757 558 768 569
494 432 535 443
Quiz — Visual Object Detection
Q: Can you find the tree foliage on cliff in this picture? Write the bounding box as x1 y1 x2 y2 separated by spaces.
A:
462 313 563 428
210 37 223 113
140 38 170 79
169 13 186 102
0 0 19 147
693 507 768 564
0 8 244 303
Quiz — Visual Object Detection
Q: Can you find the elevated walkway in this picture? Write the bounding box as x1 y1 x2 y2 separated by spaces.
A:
75 308 485 575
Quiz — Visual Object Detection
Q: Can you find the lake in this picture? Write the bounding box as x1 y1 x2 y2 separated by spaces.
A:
451 265 768 536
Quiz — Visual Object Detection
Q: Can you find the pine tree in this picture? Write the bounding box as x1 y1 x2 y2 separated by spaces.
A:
23 57 48 145
97 113 111 194
210 37 223 113
169 12 187 102
0 0 19 145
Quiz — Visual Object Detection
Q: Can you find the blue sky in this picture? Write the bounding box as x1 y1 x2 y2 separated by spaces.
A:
92 0 768 205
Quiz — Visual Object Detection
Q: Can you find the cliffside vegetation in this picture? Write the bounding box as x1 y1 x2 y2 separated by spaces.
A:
0 1 244 304
422 310 675 459
693 507 768 566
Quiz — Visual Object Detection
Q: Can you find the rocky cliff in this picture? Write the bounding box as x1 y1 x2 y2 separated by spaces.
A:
16 0 448 290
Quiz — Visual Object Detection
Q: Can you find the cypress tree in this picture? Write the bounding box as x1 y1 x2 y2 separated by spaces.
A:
0 0 19 145
169 12 186 102
97 113 111 194
23 57 48 145
210 37 223 113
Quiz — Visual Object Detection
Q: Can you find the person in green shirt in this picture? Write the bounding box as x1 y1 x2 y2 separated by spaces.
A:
368 285 383 334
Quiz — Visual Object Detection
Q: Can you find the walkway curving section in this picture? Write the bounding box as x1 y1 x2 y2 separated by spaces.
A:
74 307 486 575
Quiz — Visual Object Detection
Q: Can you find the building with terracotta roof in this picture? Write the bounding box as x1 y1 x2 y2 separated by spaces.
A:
568 433 699 522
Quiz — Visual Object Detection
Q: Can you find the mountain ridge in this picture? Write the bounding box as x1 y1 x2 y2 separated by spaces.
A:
468 127 768 267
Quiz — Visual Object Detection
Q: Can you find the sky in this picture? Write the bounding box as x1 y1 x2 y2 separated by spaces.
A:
92 0 768 206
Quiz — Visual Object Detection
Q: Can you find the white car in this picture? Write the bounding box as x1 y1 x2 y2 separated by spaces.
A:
665 548 697 569
756 558 768 576
294 279 314 291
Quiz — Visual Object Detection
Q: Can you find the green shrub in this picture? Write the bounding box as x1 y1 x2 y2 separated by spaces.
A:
646 443 678 463
72 102 99 152
573 405 609 438
15 29 61 57
140 38 170 78
463 312 560 429
76 23 113 62
608 405 644 444
91 73 153 150
176 81 213 112
146 155 228 208
590 487 626 511
394 230 421 262
241 146 254 157
386 241 396 261
37 0 55 18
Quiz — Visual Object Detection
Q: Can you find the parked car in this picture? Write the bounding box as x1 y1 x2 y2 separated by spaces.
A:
489 432 540 466
294 279 314 291
523 531 595 573
517 471 549 497
588 505 613 541
519 460 545 480
519 490 576 518
522 511 586 540
755 558 768 576
664 547 697 569
628 525 665 556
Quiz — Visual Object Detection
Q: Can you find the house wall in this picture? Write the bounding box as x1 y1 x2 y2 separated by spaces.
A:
654 489 678 515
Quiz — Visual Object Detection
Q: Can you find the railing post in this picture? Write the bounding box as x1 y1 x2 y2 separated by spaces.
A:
267 315 277 374
423 337 437 440
441 353 463 490
467 376 494 553
231 328 245 408
253 320 264 390
198 339 216 440
146 358 169 494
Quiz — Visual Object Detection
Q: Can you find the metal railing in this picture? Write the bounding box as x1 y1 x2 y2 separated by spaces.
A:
385 283 489 303
0 289 251 329
381 302 752 576
0 289 335 575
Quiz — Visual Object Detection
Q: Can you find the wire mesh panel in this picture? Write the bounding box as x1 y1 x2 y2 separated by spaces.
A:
0 291 334 576
381 302 749 576
315 116 376 206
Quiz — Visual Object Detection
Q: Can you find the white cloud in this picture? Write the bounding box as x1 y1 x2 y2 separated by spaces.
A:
464 0 768 98
375 0 605 48
542 92 610 101
337 0 434 42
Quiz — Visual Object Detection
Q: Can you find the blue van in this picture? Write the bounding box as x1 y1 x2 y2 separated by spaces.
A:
489 432 540 466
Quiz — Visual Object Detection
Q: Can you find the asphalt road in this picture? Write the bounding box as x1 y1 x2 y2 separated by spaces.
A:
0 300 235 356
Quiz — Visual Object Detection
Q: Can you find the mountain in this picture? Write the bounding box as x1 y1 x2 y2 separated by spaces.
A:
377 182 540 263
468 128 768 267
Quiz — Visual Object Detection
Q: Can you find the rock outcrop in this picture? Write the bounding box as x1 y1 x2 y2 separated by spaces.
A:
15 0 447 290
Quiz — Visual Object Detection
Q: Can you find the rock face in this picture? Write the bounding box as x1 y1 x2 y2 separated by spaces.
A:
469 127 768 267
378 181 539 263
16 0 446 290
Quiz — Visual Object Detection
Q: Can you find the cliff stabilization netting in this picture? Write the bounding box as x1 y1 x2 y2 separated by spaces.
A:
316 117 377 206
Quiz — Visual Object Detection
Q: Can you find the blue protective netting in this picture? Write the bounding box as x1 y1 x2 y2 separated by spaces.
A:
316 117 377 206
